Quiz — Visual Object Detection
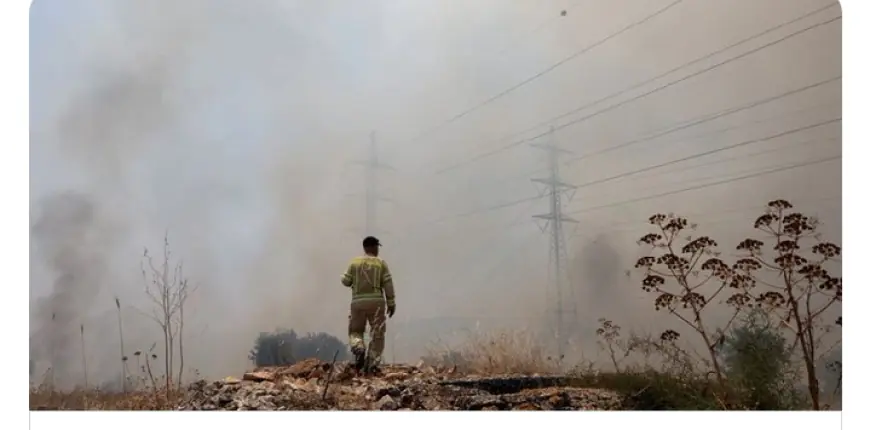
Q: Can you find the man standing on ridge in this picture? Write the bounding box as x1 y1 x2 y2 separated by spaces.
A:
341 236 396 373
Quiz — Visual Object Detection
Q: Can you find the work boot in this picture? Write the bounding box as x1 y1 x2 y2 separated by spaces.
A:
352 345 367 372
363 356 383 376
365 364 383 377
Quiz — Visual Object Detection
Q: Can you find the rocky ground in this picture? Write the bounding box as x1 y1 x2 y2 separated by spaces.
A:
178 358 623 411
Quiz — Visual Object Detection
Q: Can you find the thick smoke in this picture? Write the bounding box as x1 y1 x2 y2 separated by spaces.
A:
30 0 841 385
29 191 118 387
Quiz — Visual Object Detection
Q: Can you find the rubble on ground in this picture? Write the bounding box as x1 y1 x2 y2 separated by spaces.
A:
178 358 623 411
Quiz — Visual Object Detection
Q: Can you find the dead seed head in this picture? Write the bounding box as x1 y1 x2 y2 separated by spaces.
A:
732 258 762 273
663 217 688 233
774 254 808 269
657 253 689 271
813 242 841 258
729 274 756 290
639 233 662 245
754 213 777 229
648 214 667 225
642 275 665 292
659 330 680 342
725 292 753 308
736 239 764 253
634 256 655 268
701 258 731 279
757 291 787 308
681 236 717 254
654 292 676 311
768 199 794 210
680 292 706 308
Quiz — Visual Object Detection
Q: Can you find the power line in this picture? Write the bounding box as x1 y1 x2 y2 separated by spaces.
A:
497 2 838 155
493 0 589 58
426 118 838 226
580 143 841 212
393 193 541 248
475 77 838 185
404 0 685 146
434 11 841 174
630 136 839 182
565 118 840 191
558 76 840 168
410 156 840 254
409 194 541 235
517 17 842 146
440 97 838 201
564 155 841 216
571 195 841 238
451 195 542 220
389 199 544 296
378 1 587 132
435 227 542 305
515 82 839 179
403 155 840 251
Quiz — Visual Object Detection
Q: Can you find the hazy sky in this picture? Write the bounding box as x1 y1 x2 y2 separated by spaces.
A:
29 0 841 385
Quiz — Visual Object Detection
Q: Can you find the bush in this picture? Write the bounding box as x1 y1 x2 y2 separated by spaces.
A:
248 329 348 367
719 310 806 409
569 367 725 410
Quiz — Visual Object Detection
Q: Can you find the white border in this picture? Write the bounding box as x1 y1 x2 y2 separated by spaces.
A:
7 0 861 428
840 1 865 428
5 0 31 429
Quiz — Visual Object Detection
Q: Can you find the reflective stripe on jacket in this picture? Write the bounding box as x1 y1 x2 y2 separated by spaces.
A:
341 255 396 305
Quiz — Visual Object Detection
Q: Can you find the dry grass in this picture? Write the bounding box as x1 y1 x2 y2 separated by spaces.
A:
30 326 826 411
30 385 185 410
424 329 565 375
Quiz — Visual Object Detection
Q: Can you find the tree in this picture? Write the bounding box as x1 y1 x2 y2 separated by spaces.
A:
635 199 842 410
249 329 348 367
732 199 841 410
138 233 197 391
634 213 749 388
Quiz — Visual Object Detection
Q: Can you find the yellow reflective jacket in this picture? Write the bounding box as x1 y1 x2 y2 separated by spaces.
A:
341 255 396 306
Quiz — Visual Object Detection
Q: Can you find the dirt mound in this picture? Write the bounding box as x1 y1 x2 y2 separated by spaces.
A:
178 359 623 411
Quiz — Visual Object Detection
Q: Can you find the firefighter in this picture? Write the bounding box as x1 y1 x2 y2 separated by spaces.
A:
341 236 396 373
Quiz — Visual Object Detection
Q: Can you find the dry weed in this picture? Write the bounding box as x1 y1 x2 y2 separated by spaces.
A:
426 329 562 375
30 385 185 410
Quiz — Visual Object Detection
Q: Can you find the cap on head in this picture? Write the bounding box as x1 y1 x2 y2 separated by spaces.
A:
362 236 382 249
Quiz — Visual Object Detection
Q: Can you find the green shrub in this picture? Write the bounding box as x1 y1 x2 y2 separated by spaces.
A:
719 311 806 409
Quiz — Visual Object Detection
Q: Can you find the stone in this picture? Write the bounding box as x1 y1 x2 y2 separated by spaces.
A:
243 371 275 382
383 372 408 382
375 395 399 411
174 358 624 411
284 358 327 378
